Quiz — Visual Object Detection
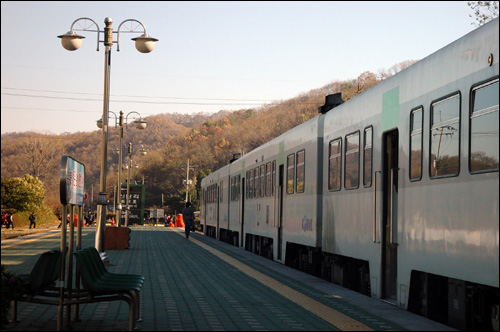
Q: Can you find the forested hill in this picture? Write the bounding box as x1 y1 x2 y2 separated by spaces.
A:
1 61 416 212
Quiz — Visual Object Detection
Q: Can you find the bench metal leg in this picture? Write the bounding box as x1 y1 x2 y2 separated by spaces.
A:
124 296 136 331
10 300 19 322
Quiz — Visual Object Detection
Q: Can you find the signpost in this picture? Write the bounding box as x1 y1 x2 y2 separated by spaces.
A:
151 208 164 226
59 155 85 329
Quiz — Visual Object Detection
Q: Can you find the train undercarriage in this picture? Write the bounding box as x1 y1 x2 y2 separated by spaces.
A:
241 232 499 331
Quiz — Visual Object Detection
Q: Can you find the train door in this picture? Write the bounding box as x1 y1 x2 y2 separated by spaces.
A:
216 184 220 240
381 129 399 302
240 177 245 248
202 189 206 234
277 165 284 261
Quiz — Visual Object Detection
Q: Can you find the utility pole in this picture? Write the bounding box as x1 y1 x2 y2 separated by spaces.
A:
182 159 194 202
185 159 190 202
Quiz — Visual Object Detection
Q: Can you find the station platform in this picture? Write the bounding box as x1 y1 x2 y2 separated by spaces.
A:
1 227 456 331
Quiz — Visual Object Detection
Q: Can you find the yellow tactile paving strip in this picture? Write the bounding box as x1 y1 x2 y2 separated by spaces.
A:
186 232 373 331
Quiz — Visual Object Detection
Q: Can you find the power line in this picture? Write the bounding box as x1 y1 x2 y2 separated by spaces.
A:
1 106 98 113
1 86 274 102
1 64 317 83
1 92 267 106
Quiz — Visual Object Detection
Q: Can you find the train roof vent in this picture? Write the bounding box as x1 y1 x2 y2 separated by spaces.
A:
318 93 343 114
230 153 241 163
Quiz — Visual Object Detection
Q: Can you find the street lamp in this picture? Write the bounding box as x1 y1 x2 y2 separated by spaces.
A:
103 110 147 227
124 143 147 226
58 17 158 253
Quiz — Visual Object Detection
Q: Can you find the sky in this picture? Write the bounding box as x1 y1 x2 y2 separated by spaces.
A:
1 1 479 135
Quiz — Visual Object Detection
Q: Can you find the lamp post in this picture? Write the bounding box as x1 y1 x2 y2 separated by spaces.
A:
58 17 157 253
124 143 147 226
101 110 147 227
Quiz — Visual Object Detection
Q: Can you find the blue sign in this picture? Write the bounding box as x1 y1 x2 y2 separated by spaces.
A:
60 155 85 206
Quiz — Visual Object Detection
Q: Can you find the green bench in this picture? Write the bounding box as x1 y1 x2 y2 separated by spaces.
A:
73 247 145 331
11 249 62 322
11 248 144 331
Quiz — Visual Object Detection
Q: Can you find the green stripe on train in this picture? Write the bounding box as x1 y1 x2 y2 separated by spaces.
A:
382 86 400 131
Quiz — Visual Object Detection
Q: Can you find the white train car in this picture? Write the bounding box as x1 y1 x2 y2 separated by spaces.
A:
221 155 244 247
275 115 323 265
236 144 279 259
320 18 498 330
200 18 499 330
215 114 324 262
244 116 321 261
200 164 230 239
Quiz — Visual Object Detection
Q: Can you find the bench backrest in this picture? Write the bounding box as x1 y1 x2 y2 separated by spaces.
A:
82 247 108 276
73 249 107 292
25 250 61 294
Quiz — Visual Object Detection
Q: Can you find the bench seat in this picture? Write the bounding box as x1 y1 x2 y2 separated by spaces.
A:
73 248 145 330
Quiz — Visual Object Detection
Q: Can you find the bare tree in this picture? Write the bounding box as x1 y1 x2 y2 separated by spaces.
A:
468 1 499 26
18 135 60 182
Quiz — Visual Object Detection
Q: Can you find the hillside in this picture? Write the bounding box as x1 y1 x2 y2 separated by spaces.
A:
1 61 415 214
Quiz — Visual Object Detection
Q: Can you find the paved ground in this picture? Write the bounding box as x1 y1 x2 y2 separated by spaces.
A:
1 226 456 331
1 222 61 240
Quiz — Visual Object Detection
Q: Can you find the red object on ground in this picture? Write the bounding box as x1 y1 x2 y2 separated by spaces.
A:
176 214 184 228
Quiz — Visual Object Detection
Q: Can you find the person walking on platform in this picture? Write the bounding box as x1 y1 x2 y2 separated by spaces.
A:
29 211 36 229
84 212 91 227
6 212 14 229
182 202 195 239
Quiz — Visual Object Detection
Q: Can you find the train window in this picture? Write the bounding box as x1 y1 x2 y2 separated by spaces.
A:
410 107 423 181
260 164 266 197
363 126 373 187
345 131 360 189
233 175 240 201
245 171 249 199
220 180 224 203
251 168 255 198
249 169 253 198
230 177 235 201
470 79 499 173
232 177 236 201
251 169 255 199
233 177 237 201
296 150 305 193
272 160 276 196
287 154 295 194
329 138 342 191
430 93 460 178
266 162 272 197
253 167 260 198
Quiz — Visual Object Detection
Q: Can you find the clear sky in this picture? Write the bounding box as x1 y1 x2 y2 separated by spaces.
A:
1 1 478 135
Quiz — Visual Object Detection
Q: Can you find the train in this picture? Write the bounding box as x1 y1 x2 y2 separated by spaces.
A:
200 18 499 331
